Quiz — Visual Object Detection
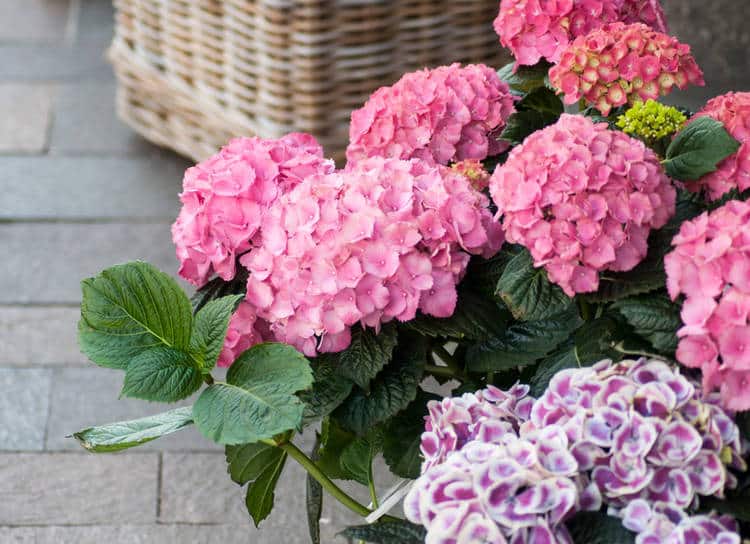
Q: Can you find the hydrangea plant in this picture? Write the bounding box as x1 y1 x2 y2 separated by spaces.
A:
72 1 750 542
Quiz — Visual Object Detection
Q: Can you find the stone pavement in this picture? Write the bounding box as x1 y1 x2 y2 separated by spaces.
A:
0 1 747 543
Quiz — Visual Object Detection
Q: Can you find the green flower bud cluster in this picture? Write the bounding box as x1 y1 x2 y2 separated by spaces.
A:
616 100 687 143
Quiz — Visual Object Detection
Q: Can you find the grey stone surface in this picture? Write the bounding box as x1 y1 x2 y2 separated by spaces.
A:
0 222 184 304
0 525 253 544
0 44 112 82
1 155 188 220
46 368 219 452
75 0 116 48
0 306 87 366
50 82 156 155
0 369 52 451
0 84 56 153
0 453 158 524
0 0 71 43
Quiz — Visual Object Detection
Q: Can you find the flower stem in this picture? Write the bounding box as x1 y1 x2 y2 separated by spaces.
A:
203 374 214 385
611 342 665 361
424 363 457 378
367 463 379 509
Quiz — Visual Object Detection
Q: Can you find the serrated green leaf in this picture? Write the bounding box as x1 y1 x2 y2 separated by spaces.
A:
340 436 375 486
497 61 552 93
245 449 286 526
317 418 358 480
500 110 553 145
612 295 681 353
464 251 516 299
121 347 203 402
190 267 248 313
73 407 194 453
574 316 624 365
193 343 313 445
341 520 427 544
78 261 193 370
301 354 354 425
701 495 750 522
382 391 439 479
496 249 571 321
306 436 323 544
189 294 243 371
529 341 579 397
465 305 582 373
566 511 636 544
333 337 426 435
664 117 740 181
337 324 398 390
517 86 564 116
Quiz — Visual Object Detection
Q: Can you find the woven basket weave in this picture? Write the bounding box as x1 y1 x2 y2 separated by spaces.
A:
109 0 505 161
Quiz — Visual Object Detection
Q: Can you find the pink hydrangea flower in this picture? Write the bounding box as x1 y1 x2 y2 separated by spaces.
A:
239 157 503 356
490 114 676 296
549 22 704 115
665 199 750 411
685 92 750 201
493 0 668 67
216 302 269 367
172 134 334 286
346 64 516 166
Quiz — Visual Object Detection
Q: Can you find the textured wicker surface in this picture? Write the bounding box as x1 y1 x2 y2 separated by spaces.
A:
109 0 505 161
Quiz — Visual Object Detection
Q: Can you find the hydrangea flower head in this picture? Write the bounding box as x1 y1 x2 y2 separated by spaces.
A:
616 100 687 144
493 0 668 67
239 157 503 356
172 133 334 286
346 64 516 166
216 302 268 367
685 92 750 201
490 113 676 296
549 23 704 116
665 199 750 411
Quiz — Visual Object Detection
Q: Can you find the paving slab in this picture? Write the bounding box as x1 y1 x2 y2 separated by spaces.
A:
75 0 116 48
50 82 156 155
1 155 188 220
0 222 185 304
0 369 52 451
0 453 158 525
0 525 257 544
46 368 220 452
0 44 112 82
0 84 56 153
0 0 71 43
0 306 87 366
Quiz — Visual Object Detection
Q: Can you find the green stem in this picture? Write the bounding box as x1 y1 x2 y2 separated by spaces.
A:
578 298 592 321
203 374 214 385
424 364 456 378
367 463 379 509
611 342 665 361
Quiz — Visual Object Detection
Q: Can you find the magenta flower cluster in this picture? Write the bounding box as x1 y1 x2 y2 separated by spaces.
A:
616 501 740 544
239 157 503 356
685 92 750 201
406 358 744 543
171 133 334 286
493 0 668 67
346 64 516 166
549 22 704 115
490 114 676 296
665 199 750 411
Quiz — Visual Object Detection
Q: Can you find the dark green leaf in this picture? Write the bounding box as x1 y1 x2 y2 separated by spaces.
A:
190 266 248 313
193 343 313 445
465 305 582 373
497 61 552 93
333 337 426 435
121 347 203 402
301 354 354 425
574 316 624 365
317 418 358 480
701 495 750 522
337 324 398 390
245 449 286 526
464 251 516 299
341 520 427 544
566 511 636 544
496 249 571 321
189 294 243 371
72 407 194 453
517 86 563 116
664 117 740 181
529 341 578 397
307 437 323 544
612 295 681 353
382 391 439 479
500 110 554 145
340 436 375 486
78 261 193 370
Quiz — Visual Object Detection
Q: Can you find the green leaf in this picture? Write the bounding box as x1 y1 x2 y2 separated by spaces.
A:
121 347 203 402
382 391 439 479
465 305 582 373
404 288 509 341
529 341 579 397
500 110 554 146
317 418 359 480
301 354 354 425
79 261 193 370
701 495 750 522
664 117 740 181
464 251 515 299
341 520 427 544
497 61 552 93
306 436 323 544
612 295 681 353
225 441 287 527
574 316 624 365
337 324 398 390
193 343 313 445
333 336 426 435
517 86 564 116
340 435 376 486
189 294 243 371
190 267 248 313
72 407 194 453
496 249 571 321
566 511 636 544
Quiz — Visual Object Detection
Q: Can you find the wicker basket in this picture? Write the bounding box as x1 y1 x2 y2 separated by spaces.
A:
109 0 505 161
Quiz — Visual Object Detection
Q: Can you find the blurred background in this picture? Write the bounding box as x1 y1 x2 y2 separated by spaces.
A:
0 0 747 542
